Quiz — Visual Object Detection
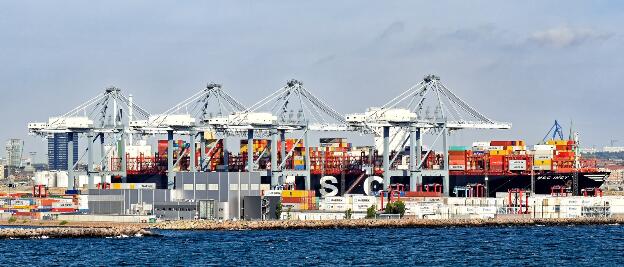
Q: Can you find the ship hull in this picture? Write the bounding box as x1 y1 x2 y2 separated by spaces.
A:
131 171 608 197
297 171 609 197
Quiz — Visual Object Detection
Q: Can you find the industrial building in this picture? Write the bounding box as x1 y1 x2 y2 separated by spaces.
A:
87 172 263 220
48 133 79 171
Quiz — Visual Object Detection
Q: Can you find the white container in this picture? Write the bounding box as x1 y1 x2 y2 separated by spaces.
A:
477 207 497 214
325 203 347 211
533 165 551 171
535 154 553 160
263 190 282 197
534 145 555 151
351 196 376 204
417 205 436 215
449 165 465 170
324 196 348 204
352 203 374 212
508 160 526 171
282 203 301 210
78 195 89 210
472 142 490 147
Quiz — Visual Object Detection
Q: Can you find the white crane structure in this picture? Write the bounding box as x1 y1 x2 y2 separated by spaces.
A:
28 87 151 190
130 83 246 188
347 75 511 195
27 76 511 195
209 79 349 189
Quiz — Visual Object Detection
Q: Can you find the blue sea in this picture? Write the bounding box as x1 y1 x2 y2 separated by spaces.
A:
1 225 624 266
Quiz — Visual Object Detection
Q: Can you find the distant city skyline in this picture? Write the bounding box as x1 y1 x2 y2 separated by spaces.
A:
1 1 622 156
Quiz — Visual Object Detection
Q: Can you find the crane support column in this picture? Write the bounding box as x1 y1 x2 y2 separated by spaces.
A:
247 129 254 173
270 128 280 186
199 131 206 172
383 126 390 191
67 132 75 191
304 129 311 190
416 127 423 186
442 125 450 197
280 130 286 168
120 133 127 183
167 130 175 189
87 132 94 189
409 125 421 192
190 131 196 172
99 133 106 171
222 137 229 171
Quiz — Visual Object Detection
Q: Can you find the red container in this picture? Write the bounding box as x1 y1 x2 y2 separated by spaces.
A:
51 208 77 213
490 141 513 146
281 197 304 203
39 198 59 207
489 165 504 171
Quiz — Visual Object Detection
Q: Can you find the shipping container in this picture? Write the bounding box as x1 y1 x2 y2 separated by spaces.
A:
508 160 527 171
449 165 465 170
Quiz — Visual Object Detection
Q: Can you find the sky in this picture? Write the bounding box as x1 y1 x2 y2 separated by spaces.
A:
1 1 623 162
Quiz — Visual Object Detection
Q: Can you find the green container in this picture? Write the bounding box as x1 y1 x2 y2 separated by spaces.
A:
449 146 470 151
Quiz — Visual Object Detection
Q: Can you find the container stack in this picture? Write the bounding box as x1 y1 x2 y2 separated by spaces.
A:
280 190 317 210
283 139 306 170
317 195 377 212
239 139 270 154
293 155 306 170
320 196 349 212
448 147 470 171
157 139 189 157
349 195 377 212
533 144 555 171
310 138 352 173
283 139 304 152
546 140 576 171
487 141 527 172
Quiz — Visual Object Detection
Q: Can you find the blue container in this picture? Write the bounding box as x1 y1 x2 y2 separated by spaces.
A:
65 190 81 195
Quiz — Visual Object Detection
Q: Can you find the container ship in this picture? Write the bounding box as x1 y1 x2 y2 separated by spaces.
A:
287 138 607 197
111 134 608 197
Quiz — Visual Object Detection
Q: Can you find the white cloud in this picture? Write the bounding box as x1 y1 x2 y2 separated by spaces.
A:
529 26 612 48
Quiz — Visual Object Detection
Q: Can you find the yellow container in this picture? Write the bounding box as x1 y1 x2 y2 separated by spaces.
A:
534 159 552 165
546 140 555 145
490 150 509 156
281 190 309 198
111 183 122 189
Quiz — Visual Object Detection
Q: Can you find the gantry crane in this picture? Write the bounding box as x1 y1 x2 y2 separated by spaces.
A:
209 79 349 189
28 87 151 190
347 75 511 195
130 83 246 188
